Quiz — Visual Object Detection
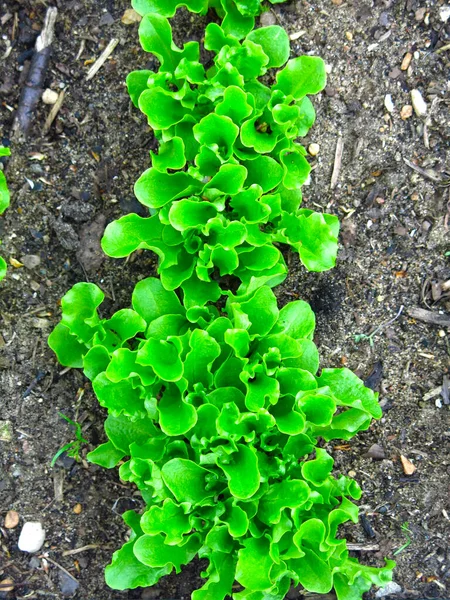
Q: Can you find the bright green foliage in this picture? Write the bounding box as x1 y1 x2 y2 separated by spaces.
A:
48 0 396 595
0 146 11 282
49 278 394 599
101 16 339 307
133 0 286 39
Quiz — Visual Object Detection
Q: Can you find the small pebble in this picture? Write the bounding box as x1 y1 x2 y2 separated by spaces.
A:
73 503 82 515
384 94 395 113
307 143 320 156
411 89 427 117
259 11 277 26
389 67 401 79
29 556 41 569
401 52 412 71
18 521 46 553
41 88 59 105
400 105 413 120
58 570 79 597
99 12 114 26
121 8 142 24
141 588 162 599
375 582 402 598
439 6 450 22
348 470 356 478
4 510 19 529
21 254 41 270
367 444 385 460
415 7 426 21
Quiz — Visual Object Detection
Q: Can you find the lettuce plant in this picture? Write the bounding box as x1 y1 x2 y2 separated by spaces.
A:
49 278 394 599
132 0 285 39
0 146 11 281
101 16 339 307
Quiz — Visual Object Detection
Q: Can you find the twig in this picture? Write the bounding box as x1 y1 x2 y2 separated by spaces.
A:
86 39 119 81
403 157 449 186
59 367 72 376
435 43 450 54
62 544 106 556
12 7 58 137
442 375 449 405
423 386 443 402
407 307 450 327
43 88 67 134
330 136 344 190
347 543 380 551
39 556 78 583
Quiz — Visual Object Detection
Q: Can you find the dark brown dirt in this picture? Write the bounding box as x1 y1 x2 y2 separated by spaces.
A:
0 0 449 599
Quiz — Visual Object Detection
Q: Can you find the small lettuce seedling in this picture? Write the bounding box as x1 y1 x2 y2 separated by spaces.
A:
132 0 285 39
0 146 11 281
49 278 394 599
102 16 339 307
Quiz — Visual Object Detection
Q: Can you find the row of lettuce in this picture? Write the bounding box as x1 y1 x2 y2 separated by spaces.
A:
49 1 395 599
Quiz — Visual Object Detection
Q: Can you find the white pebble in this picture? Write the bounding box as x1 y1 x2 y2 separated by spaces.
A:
308 143 320 156
384 94 395 113
42 89 59 105
375 582 402 598
18 522 45 553
411 89 427 117
439 6 450 22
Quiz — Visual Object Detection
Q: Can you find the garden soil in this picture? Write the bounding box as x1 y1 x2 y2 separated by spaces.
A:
0 0 449 598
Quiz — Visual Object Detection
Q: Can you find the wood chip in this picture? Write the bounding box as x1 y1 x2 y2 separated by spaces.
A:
4 510 19 529
407 307 450 327
400 455 416 475
411 89 427 117
9 258 24 268
423 386 442 402
0 579 14 592
86 38 119 81
401 52 412 70
289 30 306 41
330 136 344 190
54 469 64 503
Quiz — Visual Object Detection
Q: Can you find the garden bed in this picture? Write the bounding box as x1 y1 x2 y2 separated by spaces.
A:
0 0 449 598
